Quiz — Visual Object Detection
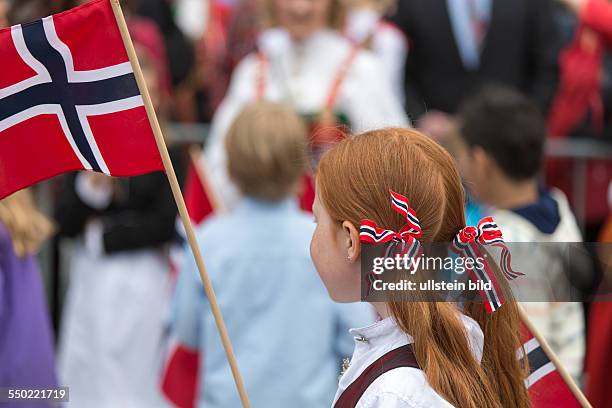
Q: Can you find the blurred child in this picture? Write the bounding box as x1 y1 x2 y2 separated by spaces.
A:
312 128 529 407
0 190 57 404
171 101 372 408
456 86 586 381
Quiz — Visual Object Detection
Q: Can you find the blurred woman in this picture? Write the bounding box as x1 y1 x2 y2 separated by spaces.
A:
205 0 408 210
0 190 57 406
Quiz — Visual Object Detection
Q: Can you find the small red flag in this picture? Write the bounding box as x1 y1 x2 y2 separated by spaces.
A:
161 339 201 408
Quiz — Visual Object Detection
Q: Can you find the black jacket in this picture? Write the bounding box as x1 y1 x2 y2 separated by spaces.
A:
55 145 187 253
391 0 560 117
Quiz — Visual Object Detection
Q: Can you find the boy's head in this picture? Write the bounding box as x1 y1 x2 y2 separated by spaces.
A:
225 101 309 202
456 87 546 203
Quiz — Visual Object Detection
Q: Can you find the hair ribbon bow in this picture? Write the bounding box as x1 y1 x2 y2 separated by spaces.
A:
451 217 523 313
360 190 423 259
452 217 523 280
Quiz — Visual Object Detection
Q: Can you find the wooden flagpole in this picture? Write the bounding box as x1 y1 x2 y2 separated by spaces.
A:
518 305 591 408
188 145 225 214
110 1 251 406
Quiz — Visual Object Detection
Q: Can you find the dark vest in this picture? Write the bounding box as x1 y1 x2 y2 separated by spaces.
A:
334 344 420 408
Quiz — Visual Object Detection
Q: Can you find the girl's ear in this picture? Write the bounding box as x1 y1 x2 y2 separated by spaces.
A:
341 220 361 262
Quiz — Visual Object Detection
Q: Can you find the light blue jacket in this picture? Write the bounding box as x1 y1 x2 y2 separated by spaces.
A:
171 198 373 408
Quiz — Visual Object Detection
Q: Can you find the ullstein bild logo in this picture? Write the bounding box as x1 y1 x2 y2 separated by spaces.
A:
369 278 493 292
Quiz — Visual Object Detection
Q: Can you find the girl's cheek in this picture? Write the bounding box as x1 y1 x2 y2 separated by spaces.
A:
309 230 318 263
310 227 324 269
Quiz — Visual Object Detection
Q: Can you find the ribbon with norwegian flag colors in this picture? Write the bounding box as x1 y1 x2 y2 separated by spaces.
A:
0 0 162 199
360 191 424 296
451 216 524 314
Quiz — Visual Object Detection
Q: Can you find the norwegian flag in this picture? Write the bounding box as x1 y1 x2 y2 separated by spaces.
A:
519 324 583 408
161 150 218 408
0 0 162 199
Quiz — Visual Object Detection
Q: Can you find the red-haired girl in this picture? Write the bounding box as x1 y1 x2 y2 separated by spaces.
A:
311 128 530 407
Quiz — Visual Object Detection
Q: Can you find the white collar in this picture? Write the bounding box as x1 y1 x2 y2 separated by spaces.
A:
349 316 413 351
340 312 484 389
349 312 484 363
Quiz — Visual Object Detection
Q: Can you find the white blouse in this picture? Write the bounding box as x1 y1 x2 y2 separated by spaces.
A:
204 28 409 209
333 314 484 408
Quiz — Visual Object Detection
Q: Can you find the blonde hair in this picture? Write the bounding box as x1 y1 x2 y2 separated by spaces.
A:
0 189 55 257
260 0 347 30
225 101 309 201
317 128 530 408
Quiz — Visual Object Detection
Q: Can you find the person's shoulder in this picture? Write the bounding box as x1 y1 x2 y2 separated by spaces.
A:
347 45 390 84
260 209 315 253
289 209 316 236
234 52 259 73
195 213 241 244
548 188 582 241
289 209 315 225
491 209 535 242
228 52 260 87
261 206 315 241
374 22 409 46
358 367 454 408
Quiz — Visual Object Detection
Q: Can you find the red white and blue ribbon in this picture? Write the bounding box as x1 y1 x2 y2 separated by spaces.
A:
360 191 423 295
390 190 422 237
360 190 423 258
451 216 523 313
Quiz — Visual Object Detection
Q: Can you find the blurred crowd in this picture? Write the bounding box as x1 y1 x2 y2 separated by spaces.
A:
1 0 612 407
